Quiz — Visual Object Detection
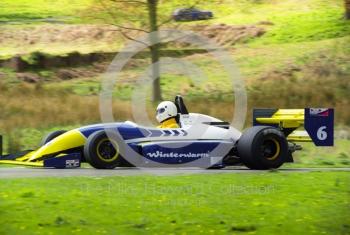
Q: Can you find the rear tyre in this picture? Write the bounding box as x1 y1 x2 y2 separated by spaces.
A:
84 130 124 169
237 126 288 170
40 130 66 146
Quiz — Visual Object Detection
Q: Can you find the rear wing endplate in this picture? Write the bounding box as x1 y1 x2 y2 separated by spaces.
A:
253 108 334 146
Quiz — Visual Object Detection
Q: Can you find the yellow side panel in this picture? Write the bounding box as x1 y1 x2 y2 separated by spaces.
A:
27 129 86 162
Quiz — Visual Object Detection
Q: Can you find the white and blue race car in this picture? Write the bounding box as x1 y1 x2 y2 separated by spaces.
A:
0 96 334 170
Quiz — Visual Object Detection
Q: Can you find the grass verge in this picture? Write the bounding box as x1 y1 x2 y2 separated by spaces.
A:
0 172 349 234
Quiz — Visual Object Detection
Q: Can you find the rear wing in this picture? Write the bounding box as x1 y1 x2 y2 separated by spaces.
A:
253 108 334 146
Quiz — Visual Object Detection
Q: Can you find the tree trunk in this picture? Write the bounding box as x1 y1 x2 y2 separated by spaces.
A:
345 0 350 19
147 0 162 102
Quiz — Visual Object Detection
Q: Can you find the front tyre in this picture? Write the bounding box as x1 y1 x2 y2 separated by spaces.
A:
237 126 288 170
84 130 123 169
40 130 66 146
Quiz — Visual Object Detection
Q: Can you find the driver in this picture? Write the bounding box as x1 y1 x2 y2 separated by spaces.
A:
156 101 180 128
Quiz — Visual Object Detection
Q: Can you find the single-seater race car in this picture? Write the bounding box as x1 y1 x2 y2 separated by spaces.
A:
0 96 334 170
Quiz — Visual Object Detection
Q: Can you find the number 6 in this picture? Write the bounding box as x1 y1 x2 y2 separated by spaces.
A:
317 126 327 140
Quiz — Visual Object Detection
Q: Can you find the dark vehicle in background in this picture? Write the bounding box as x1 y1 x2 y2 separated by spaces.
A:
172 8 213 21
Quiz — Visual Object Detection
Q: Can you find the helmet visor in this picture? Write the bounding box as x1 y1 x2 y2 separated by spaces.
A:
156 108 165 115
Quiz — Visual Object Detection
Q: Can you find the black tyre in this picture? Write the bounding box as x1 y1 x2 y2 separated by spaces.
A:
207 164 225 169
84 130 125 169
237 126 288 170
40 130 66 146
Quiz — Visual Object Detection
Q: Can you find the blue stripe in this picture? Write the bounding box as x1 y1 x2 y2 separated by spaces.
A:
78 123 146 140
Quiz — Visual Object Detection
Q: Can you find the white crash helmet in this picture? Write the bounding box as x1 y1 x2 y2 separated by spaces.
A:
156 101 178 123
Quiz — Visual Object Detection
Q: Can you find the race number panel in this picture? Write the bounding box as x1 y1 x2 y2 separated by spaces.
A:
304 108 334 146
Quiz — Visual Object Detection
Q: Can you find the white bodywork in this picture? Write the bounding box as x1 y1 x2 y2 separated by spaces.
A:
125 113 242 144
180 113 241 140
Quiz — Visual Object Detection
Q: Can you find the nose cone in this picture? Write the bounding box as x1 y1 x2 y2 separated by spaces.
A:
28 130 86 162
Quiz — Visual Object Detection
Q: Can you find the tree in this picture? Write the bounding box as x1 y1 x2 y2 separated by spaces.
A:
91 0 202 102
147 0 161 101
345 0 350 20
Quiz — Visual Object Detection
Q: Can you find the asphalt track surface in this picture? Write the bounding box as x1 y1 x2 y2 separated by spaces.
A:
0 167 349 178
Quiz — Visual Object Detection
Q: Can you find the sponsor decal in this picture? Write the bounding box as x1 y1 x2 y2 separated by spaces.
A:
66 159 80 168
146 151 209 158
310 108 329 117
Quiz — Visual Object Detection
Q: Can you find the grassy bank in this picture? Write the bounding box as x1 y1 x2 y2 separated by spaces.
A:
0 172 349 234
0 0 92 23
1 35 349 133
1 0 349 56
